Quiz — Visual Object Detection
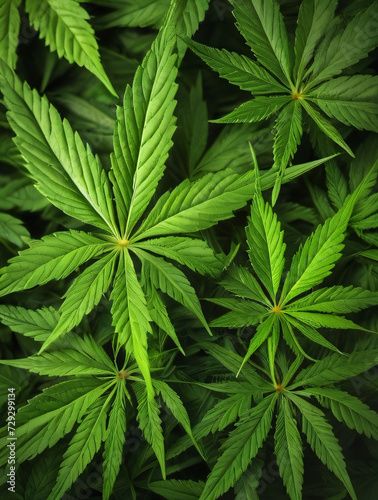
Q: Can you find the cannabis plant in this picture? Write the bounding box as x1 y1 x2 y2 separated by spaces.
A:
0 0 377 499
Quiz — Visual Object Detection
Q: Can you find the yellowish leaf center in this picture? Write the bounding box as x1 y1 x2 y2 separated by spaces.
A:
118 238 129 247
275 384 285 392
272 304 282 313
118 371 130 379
292 91 304 100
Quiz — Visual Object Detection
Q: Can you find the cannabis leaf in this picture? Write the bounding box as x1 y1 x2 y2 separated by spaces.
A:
211 167 378 372
176 348 378 500
187 0 378 201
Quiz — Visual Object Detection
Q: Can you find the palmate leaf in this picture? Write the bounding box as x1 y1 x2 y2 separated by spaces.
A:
305 388 378 440
0 231 109 297
294 0 337 84
287 393 357 500
199 394 277 500
311 75 378 132
111 27 178 236
25 0 116 96
186 39 288 94
134 236 223 277
0 378 111 465
246 190 285 301
274 396 304 500
288 349 378 390
308 2 378 88
48 393 112 500
40 251 118 353
0 305 59 342
102 383 127 500
212 96 290 124
0 0 21 69
0 61 119 234
230 0 293 86
132 248 211 335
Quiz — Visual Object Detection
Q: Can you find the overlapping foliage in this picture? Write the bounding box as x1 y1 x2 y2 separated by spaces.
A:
0 0 377 499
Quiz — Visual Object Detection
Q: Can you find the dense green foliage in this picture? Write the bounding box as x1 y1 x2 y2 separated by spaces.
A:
0 0 377 498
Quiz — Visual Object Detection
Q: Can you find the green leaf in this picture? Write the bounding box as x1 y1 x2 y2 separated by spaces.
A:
134 169 255 240
300 100 354 156
294 0 337 83
112 28 178 236
0 61 119 233
40 251 117 352
219 266 269 306
246 192 285 301
25 0 116 96
153 379 201 455
212 96 290 124
135 384 165 478
272 100 303 201
0 334 115 377
288 285 378 313
0 0 21 69
0 231 108 297
132 248 211 335
230 0 293 86
0 212 29 247
209 298 268 328
102 383 127 500
288 349 378 389
149 479 205 500
0 305 59 342
123 250 154 398
201 342 273 390
0 379 110 465
284 314 342 354
274 396 304 500
239 315 277 376
305 387 378 440
134 236 223 277
145 282 184 354
281 204 353 306
199 394 277 500
287 393 357 500
186 39 288 94
285 311 368 332
193 393 252 438
308 2 378 87
96 0 170 29
310 75 378 132
48 393 111 500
